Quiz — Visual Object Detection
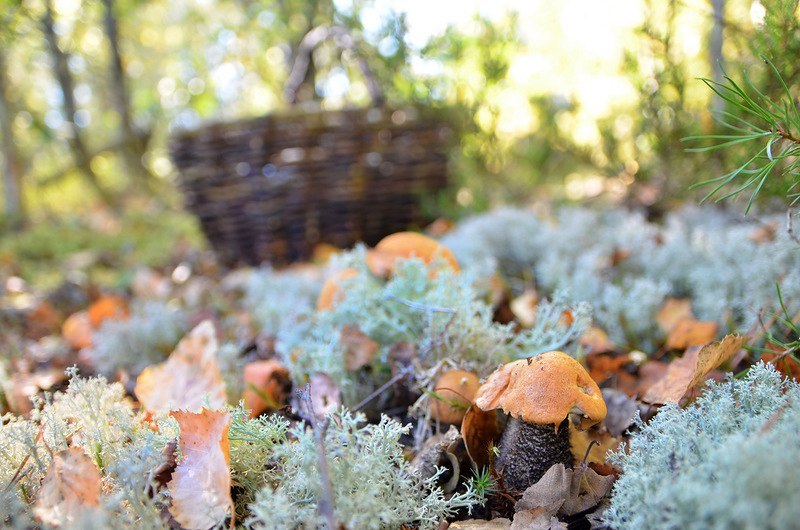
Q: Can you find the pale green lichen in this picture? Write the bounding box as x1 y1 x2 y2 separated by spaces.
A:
246 408 482 530
605 363 800 530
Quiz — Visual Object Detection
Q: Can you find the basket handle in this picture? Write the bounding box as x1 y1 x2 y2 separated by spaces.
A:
283 25 385 107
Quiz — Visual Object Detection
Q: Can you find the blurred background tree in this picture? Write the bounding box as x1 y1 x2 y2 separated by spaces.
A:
0 0 797 228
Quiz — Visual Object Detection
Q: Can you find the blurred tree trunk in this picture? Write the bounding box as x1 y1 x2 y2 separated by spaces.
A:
0 49 25 227
42 0 119 209
710 0 725 113
100 0 162 197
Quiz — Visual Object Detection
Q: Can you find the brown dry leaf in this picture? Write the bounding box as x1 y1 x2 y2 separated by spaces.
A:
512 509 566 530
135 320 227 414
87 295 129 329
514 462 614 523
449 519 511 529
5 367 67 415
665 319 718 350
600 389 647 437
25 300 61 340
242 359 291 418
656 298 694 335
62 311 93 349
643 334 745 404
340 325 380 371
760 341 800 381
169 408 232 530
586 353 631 385
510 290 539 328
580 327 616 354
749 222 778 244
34 447 102 527
461 405 505 469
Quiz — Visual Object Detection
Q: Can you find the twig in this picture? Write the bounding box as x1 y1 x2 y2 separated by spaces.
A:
385 295 456 314
787 208 800 245
351 365 414 413
298 384 338 530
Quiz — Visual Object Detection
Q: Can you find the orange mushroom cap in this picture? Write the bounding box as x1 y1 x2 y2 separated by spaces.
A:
367 232 460 277
475 351 606 430
316 268 360 311
431 369 480 425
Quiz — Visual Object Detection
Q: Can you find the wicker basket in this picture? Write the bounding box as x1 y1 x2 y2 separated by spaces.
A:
170 26 451 266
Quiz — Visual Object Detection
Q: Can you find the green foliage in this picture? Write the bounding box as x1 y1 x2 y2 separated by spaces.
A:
687 61 800 212
245 408 482 530
83 300 188 377
605 363 800 529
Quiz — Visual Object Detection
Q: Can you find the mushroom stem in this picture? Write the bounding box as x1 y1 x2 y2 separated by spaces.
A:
495 417 572 492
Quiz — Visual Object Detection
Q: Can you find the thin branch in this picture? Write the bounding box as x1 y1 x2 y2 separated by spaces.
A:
351 365 414 413
298 384 338 530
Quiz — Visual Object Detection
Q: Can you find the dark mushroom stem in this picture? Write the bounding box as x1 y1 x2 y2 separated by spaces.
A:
495 417 572 492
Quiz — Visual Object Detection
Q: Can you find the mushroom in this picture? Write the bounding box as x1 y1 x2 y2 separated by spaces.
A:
316 268 359 311
366 232 460 278
430 369 480 425
474 351 606 492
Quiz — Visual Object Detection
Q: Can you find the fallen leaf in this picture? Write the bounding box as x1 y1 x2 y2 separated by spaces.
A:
511 509 565 530
135 320 227 414
449 519 511 529
87 295 129 329
34 447 102 527
5 367 67 415
586 353 631 384
316 268 359 311
580 327 616 354
510 290 539 328
760 341 800 381
665 319 718 350
62 311 93 349
569 428 621 467
600 389 647 436
242 359 291 417
514 462 614 521
25 300 61 340
169 408 232 530
749 222 778 243
643 334 745 404
295 372 341 421
461 405 505 469
656 298 694 335
340 325 380 371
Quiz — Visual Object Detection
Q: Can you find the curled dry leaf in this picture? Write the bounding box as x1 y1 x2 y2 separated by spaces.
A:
135 320 227 414
600 388 648 437
580 327 616 355
169 408 232 530
340 325 380 371
643 334 745 404
514 462 615 521
461 404 505 469
656 298 694 335
242 359 291 418
665 319 718 350
34 447 102 527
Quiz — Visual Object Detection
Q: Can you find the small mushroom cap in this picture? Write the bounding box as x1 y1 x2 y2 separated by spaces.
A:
316 268 359 311
475 351 606 430
431 369 480 425
368 232 460 277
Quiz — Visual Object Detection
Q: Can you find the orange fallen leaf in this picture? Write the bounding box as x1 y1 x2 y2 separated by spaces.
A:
340 325 380 371
242 359 291 418
665 319 718 350
169 408 232 530
760 341 800 381
34 447 102 527
87 295 129 329
62 311 94 349
586 353 631 385
656 298 694 335
643 334 745 404
580 327 616 354
135 320 227 414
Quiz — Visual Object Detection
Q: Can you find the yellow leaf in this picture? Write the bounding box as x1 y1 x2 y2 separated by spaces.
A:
643 334 745 404
34 447 102 527
169 408 232 530
135 320 227 414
